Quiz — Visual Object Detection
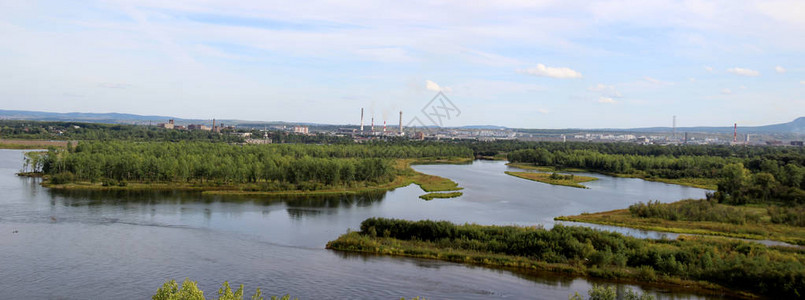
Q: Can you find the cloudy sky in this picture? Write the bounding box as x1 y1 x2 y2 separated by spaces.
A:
1 0 803 128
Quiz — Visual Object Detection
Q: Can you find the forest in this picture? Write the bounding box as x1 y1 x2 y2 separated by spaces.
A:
328 218 805 298
24 141 473 191
507 147 805 204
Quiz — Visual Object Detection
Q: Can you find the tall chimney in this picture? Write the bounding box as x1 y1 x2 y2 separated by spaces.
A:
383 120 386 133
399 111 403 134
371 117 374 132
734 123 737 143
360 108 364 132
212 118 216 132
672 115 676 139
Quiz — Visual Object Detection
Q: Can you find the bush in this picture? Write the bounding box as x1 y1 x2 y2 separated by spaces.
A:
49 172 75 184
628 199 757 224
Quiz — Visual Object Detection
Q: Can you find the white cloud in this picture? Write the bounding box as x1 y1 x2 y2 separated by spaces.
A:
775 66 786 73
801 81 805 85
587 83 622 97
537 108 549 114
704 66 714 73
688 77 696 82
598 97 616 104
726 67 760 76
722 88 733 95
425 80 451 93
518 64 582 79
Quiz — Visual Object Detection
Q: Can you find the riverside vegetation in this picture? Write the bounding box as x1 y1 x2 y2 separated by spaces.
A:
558 199 805 245
505 171 598 188
153 279 290 300
151 279 648 300
21 141 471 196
506 144 805 192
327 218 805 298
559 162 805 244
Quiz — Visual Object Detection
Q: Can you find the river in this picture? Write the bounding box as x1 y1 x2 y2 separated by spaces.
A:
0 149 730 299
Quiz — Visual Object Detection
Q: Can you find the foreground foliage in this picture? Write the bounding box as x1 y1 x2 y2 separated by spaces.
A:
569 285 654 300
328 218 805 298
153 279 290 300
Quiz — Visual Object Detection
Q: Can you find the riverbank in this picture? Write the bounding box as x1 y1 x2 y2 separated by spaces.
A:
419 192 463 200
36 157 469 198
0 139 69 149
505 171 597 188
506 162 717 190
327 218 802 299
556 201 805 246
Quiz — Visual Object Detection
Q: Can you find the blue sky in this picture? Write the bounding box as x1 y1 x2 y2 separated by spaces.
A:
0 0 803 128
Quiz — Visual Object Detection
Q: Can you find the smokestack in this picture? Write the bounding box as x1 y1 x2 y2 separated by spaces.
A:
360 108 364 132
734 123 737 143
212 118 216 132
672 115 676 140
371 117 374 132
383 120 387 133
399 111 403 134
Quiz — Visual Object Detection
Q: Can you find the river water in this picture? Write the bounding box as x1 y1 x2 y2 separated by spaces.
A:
0 150 731 299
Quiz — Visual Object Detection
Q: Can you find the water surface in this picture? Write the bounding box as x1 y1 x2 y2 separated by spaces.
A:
0 150 729 299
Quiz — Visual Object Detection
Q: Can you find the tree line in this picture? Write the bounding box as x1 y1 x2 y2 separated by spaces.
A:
358 218 805 298
507 147 805 204
26 141 472 189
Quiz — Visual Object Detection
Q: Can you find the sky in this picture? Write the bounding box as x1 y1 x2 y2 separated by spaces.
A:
0 0 803 129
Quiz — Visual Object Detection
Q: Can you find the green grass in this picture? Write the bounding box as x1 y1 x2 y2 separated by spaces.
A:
418 192 463 200
614 175 718 190
556 201 805 245
397 158 466 192
506 162 718 190
0 140 68 149
506 162 587 172
505 171 598 189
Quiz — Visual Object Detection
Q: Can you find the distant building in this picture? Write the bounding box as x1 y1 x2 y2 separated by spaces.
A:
413 131 425 140
245 138 272 144
293 126 309 134
188 124 211 131
792 141 804 146
158 119 175 129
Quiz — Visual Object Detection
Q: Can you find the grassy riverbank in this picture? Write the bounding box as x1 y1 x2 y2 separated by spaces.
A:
39 157 468 197
557 199 805 245
328 218 805 298
505 171 597 188
506 162 717 190
0 139 69 149
419 192 463 200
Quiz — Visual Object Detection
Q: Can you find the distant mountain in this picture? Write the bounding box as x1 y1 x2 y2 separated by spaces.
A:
0 109 341 128
1 109 801 135
623 117 805 134
0 110 183 124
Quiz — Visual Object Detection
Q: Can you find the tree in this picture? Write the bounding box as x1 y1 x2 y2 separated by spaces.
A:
717 163 751 204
